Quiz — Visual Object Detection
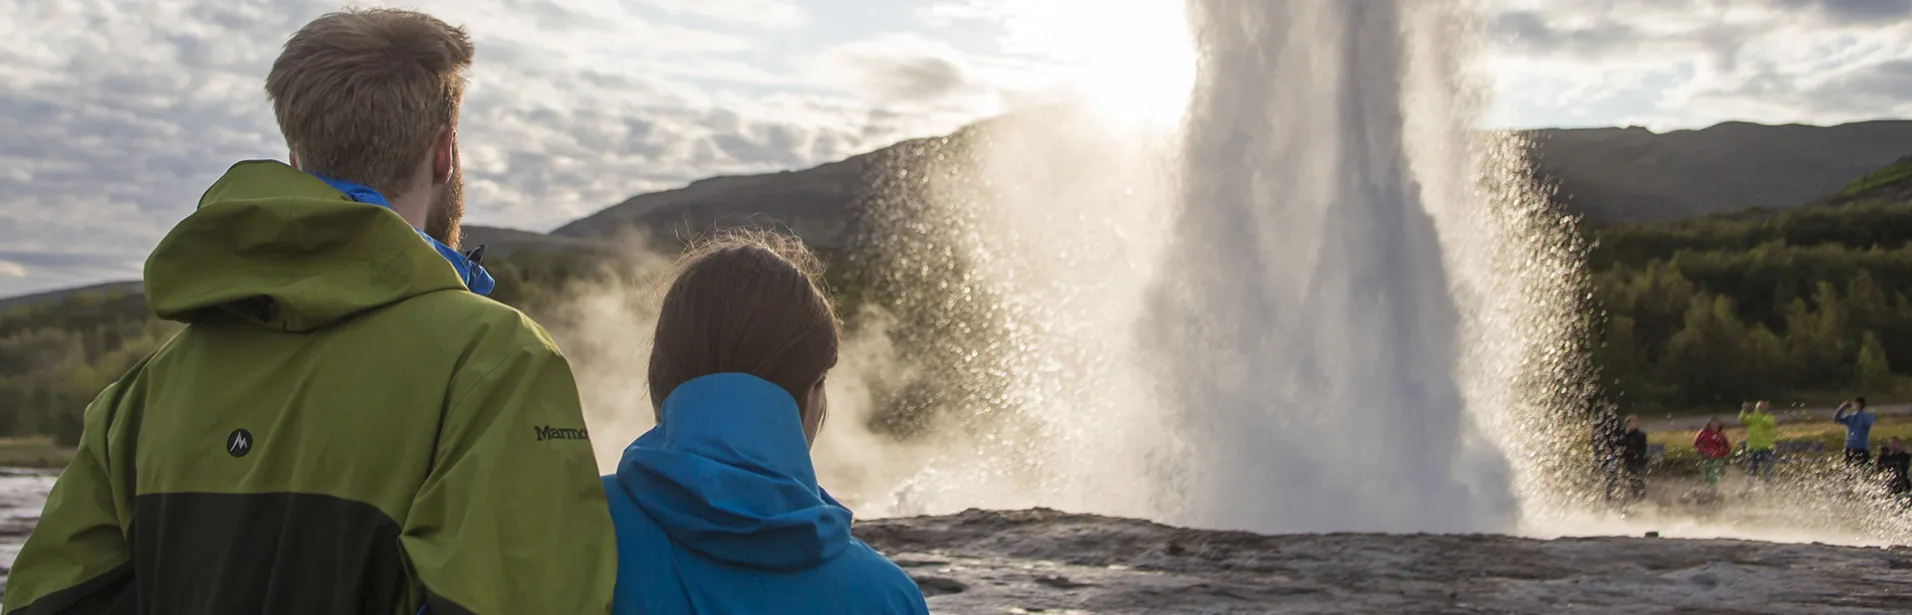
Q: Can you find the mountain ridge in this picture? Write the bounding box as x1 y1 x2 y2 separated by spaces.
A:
1525 119 1912 223
12 118 1912 302
544 118 1912 246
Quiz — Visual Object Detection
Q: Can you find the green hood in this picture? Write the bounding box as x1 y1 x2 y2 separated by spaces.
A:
145 160 465 332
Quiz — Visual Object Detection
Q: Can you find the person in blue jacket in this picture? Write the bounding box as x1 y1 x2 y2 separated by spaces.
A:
603 232 931 615
1835 397 1878 468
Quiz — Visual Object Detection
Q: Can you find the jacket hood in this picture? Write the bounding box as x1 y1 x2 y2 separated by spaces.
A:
610 373 852 571
144 160 470 332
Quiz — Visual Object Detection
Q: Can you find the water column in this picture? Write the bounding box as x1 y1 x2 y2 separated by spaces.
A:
1144 0 1517 533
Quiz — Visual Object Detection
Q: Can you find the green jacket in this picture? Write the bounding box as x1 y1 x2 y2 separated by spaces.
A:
3 161 614 615
1740 409 1777 451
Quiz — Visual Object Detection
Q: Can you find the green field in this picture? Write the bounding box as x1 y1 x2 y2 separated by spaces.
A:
1648 415 1912 462
0 436 75 469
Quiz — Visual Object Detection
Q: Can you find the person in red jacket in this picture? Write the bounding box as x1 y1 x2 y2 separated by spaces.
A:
1695 417 1732 491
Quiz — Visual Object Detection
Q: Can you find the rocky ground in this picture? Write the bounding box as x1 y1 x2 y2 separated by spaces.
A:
4 473 1911 613
854 508 1912 614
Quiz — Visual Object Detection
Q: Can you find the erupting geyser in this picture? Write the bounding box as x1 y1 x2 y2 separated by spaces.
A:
814 0 1585 535
1144 0 1516 533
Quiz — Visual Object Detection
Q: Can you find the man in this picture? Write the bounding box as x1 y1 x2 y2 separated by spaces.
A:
1739 401 1777 480
1592 405 1627 502
1834 397 1877 469
1620 415 1650 503
2 10 614 615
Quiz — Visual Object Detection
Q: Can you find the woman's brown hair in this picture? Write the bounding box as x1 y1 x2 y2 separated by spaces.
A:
647 231 841 424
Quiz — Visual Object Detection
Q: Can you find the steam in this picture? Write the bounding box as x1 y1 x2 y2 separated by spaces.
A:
538 241 673 471
550 238 946 513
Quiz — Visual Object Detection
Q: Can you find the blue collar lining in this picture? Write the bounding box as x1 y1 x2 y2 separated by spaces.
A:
310 174 494 296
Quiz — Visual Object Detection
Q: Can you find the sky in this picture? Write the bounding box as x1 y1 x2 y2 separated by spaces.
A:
2 0 1911 297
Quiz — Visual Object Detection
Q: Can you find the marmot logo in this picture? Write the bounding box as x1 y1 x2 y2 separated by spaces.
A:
227 429 253 458
534 425 589 442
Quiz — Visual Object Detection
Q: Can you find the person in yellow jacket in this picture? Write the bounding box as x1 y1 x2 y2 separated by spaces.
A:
2 9 614 615
1740 400 1778 480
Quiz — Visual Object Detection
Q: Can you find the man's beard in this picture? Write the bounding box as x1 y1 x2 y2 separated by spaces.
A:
425 166 464 249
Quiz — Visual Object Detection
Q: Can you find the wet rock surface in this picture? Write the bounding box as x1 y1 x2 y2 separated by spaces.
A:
854 508 1912 614
3 471 1909 613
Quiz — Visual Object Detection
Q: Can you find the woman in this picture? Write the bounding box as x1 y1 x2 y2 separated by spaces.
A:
1694 417 1731 491
601 233 930 614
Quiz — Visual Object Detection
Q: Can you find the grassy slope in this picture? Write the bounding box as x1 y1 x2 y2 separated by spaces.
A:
1835 156 1912 198
0 436 74 469
1649 416 1912 459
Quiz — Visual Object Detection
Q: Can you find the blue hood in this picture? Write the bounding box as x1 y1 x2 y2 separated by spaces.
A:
602 373 930 615
311 175 494 296
612 373 851 570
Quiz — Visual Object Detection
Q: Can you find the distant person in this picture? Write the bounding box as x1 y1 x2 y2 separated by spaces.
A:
602 233 930 615
1879 437 1911 496
1621 415 1650 502
1834 397 1877 468
1740 400 1777 479
1594 405 1628 501
1 10 615 614
1695 418 1731 491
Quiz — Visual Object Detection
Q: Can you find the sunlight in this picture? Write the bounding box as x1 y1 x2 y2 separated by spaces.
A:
997 0 1198 129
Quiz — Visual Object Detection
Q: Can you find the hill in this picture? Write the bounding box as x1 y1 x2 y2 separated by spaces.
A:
1527 120 1912 224
460 225 607 258
1826 155 1912 206
551 155 869 247
551 119 1912 243
0 281 143 312
546 125 984 249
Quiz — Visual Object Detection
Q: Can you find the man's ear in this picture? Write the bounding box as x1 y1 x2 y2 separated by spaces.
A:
431 125 455 185
288 151 299 169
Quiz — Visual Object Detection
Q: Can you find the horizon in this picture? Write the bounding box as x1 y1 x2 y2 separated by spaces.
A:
6 0 1912 297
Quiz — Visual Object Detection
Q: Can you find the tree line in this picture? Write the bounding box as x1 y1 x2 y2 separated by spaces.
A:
0 292 181 444
1588 201 1912 412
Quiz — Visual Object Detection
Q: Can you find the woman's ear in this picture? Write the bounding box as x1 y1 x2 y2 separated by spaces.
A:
801 377 828 447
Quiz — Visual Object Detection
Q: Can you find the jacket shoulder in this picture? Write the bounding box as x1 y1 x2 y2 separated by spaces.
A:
838 540 931 613
377 291 563 354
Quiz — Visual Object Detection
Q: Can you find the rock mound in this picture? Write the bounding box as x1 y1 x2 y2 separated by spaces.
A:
854 508 1912 614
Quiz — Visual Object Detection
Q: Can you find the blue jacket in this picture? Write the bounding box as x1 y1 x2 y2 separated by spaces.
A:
603 373 930 615
1835 407 1878 450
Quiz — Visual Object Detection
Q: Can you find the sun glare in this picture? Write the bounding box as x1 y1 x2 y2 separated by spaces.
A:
999 0 1198 129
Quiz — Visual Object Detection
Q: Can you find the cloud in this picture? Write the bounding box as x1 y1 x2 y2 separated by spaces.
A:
0 0 995 297
1775 0 1912 24
819 34 983 104
1484 0 1912 128
0 260 25 278
634 0 808 28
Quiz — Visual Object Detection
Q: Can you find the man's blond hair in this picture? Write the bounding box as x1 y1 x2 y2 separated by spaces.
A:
266 9 473 196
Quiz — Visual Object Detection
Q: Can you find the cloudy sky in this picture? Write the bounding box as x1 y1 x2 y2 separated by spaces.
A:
1 0 1910 297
